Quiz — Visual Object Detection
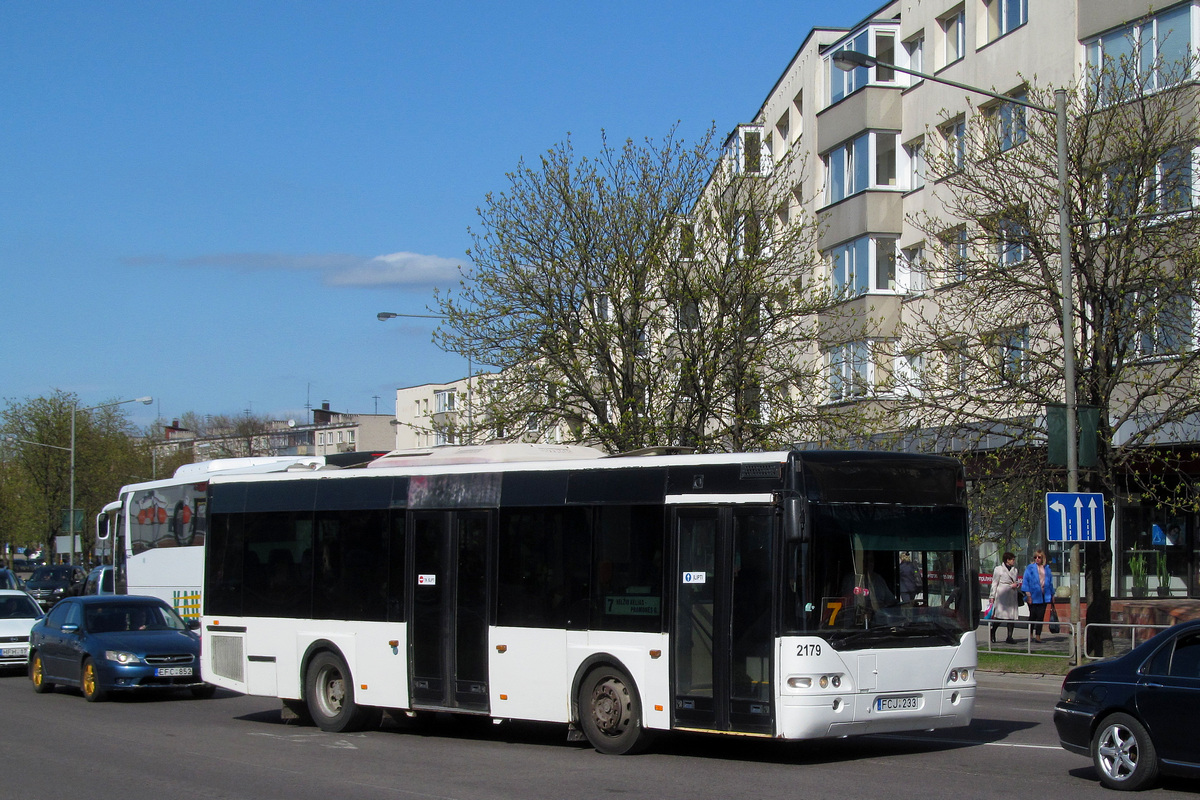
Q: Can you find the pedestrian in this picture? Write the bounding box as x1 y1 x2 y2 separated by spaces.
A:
989 552 1020 643
899 552 919 604
1023 549 1055 643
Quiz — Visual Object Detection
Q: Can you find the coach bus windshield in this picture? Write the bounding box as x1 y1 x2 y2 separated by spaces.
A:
788 504 972 648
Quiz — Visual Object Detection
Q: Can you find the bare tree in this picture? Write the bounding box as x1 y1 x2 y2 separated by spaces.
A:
438 126 851 453
901 50 1200 645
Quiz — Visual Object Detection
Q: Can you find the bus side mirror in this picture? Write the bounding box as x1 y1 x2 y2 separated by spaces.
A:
785 497 808 542
96 517 109 541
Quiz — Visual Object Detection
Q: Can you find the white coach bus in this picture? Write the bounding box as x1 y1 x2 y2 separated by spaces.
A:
199 445 978 754
96 455 380 619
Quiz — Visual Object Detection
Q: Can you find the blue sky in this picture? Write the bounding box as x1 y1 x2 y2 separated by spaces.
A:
1 0 882 430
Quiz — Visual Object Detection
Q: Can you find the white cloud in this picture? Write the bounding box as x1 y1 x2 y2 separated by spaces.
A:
327 252 463 287
126 250 464 287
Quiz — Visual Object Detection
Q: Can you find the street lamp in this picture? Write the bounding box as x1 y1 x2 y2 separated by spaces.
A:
69 396 152 566
377 312 474 444
833 49 1080 660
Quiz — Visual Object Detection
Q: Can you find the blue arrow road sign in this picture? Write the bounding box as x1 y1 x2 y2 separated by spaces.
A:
1046 492 1106 542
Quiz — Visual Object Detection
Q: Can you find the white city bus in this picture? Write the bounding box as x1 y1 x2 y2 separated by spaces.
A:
200 446 978 754
96 456 345 619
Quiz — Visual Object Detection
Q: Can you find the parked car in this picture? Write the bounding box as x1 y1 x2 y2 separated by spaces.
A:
80 566 115 596
0 589 44 669
28 595 213 701
0 568 26 591
1054 618 1200 790
25 565 86 609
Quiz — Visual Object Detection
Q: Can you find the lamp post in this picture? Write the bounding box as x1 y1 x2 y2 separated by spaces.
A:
377 312 474 444
70 396 152 565
833 50 1079 661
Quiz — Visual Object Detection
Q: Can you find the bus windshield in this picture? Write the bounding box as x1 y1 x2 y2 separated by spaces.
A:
791 504 972 648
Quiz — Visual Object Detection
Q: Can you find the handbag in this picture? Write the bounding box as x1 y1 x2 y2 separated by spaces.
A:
983 602 995 620
1048 604 1060 634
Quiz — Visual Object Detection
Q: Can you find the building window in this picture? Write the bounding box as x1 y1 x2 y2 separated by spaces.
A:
941 226 970 282
678 221 696 260
996 217 1030 266
1125 289 1194 357
989 90 1027 151
828 235 898 294
1087 4 1193 100
593 294 613 322
435 389 456 414
904 33 925 78
900 244 927 292
905 137 925 190
775 111 789 150
894 350 924 396
828 341 872 401
940 117 966 173
940 7 965 67
727 125 766 175
678 299 701 331
985 0 1027 41
827 23 901 105
823 131 898 204
996 326 1029 381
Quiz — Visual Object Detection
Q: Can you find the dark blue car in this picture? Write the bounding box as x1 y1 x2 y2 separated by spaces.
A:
1054 618 1200 790
28 595 213 702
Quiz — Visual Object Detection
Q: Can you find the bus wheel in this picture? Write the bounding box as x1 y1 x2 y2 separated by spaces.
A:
30 652 54 694
578 665 654 755
304 651 381 733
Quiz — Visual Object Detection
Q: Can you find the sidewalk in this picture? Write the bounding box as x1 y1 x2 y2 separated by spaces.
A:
976 617 1075 658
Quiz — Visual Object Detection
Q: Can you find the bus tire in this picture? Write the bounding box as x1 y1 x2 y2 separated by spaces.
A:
577 665 654 755
304 651 381 733
30 652 54 694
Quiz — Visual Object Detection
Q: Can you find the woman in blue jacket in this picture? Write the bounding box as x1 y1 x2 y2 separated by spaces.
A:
1022 550 1055 643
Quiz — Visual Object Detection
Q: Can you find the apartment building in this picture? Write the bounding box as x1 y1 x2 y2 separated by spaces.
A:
716 0 1200 611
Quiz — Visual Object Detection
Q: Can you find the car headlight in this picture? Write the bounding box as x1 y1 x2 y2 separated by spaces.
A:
105 650 143 665
51 588 64 596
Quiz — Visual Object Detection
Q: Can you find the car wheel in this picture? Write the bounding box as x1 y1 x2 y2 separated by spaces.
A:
81 657 108 703
304 651 381 733
190 683 217 699
30 652 54 694
1092 712 1159 791
577 665 654 755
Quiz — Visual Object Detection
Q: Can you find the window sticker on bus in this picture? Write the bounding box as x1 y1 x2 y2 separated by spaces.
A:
821 598 844 626
417 574 437 586
682 572 706 584
605 595 661 615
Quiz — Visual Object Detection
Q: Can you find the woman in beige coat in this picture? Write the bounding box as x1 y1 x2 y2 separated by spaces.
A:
989 552 1021 643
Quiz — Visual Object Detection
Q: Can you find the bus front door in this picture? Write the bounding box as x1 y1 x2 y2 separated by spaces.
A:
672 506 774 735
409 510 491 713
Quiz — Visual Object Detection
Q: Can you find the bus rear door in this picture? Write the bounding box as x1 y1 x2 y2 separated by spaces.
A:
408 510 492 713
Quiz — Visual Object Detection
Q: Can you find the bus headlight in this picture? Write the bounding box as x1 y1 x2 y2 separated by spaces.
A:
105 650 142 665
947 668 970 683
788 674 843 690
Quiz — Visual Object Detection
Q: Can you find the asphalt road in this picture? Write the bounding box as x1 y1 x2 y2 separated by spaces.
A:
0 668 1194 800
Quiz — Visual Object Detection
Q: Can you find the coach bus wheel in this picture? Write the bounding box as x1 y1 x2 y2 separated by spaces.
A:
30 652 54 694
577 665 653 755
304 651 381 733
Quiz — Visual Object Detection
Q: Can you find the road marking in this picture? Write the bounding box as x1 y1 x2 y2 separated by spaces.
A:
249 731 361 749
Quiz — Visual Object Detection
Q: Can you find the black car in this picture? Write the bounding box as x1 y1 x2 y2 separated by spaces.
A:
1054 618 1200 790
25 566 86 610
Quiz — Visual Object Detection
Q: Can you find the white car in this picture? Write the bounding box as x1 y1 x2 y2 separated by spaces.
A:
0 589 44 668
